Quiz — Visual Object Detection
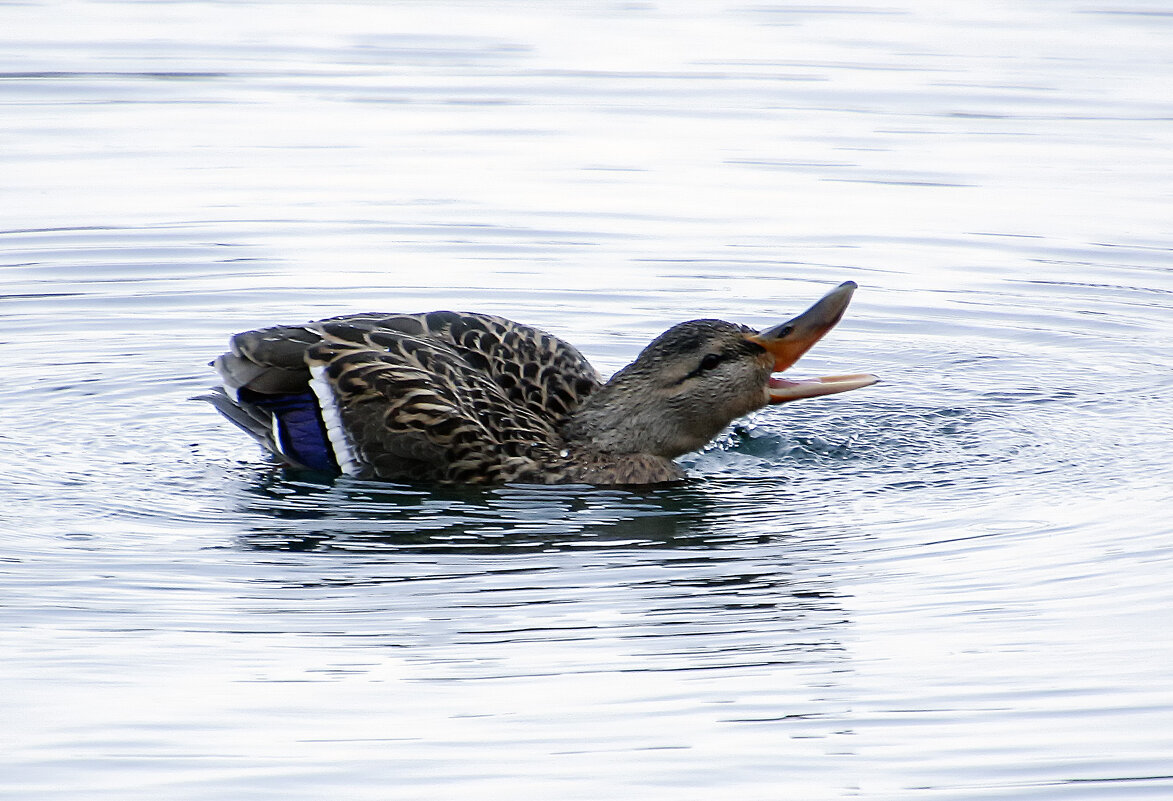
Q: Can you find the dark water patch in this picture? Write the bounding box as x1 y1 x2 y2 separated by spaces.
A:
234 474 760 554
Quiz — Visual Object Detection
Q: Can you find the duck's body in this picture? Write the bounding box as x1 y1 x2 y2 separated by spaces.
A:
208 282 876 485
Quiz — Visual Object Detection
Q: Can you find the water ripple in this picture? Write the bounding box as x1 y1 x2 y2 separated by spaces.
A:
3 3 1173 798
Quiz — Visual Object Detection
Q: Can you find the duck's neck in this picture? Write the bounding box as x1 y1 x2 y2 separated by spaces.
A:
560 375 718 460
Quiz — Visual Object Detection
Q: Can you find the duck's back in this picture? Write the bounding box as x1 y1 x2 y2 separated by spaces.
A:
210 312 602 483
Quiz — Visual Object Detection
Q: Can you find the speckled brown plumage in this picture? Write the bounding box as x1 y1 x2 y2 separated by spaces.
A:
215 311 613 484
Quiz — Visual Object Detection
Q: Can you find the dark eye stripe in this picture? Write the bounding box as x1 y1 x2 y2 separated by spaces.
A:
672 351 728 385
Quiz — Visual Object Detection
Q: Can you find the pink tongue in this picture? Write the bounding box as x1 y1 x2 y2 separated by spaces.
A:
768 377 815 389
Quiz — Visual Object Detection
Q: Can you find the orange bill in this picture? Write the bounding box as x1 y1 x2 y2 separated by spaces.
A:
746 281 878 404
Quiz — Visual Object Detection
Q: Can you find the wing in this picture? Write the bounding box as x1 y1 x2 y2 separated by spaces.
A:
216 311 601 429
305 325 566 483
210 311 600 482
316 311 602 430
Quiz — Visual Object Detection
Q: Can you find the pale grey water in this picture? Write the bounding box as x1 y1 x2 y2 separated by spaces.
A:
2 1 1172 799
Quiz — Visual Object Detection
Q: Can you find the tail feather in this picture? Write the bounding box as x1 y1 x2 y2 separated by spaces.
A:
196 387 275 449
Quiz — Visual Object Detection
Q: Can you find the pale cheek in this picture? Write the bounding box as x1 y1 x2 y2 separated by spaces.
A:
710 394 760 427
736 390 769 418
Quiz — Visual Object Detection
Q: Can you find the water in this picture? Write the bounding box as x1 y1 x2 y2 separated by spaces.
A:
3 1 1172 798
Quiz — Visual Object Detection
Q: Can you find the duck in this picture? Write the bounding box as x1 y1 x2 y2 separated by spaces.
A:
206 281 876 485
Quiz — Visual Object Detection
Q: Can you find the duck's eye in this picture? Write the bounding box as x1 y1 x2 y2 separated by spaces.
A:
699 353 723 371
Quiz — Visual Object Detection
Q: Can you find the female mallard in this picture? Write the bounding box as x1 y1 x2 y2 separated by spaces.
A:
208 281 876 485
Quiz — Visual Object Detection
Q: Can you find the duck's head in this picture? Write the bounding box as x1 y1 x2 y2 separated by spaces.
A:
563 281 877 458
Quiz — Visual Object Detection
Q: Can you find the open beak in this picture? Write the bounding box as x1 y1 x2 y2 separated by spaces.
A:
746 281 878 404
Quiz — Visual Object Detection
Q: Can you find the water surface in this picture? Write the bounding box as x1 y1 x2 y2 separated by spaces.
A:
2 2 1172 799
